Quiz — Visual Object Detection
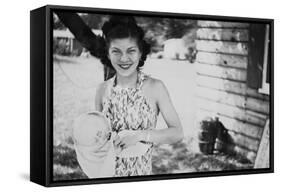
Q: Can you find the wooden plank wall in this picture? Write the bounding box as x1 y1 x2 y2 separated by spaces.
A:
195 21 270 162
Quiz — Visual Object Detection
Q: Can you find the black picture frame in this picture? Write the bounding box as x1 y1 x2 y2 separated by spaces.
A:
30 4 274 187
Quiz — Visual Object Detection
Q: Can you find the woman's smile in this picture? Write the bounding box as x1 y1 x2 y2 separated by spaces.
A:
118 63 133 70
108 38 142 77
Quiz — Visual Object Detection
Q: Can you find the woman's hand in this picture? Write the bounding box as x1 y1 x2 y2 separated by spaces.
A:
113 130 143 149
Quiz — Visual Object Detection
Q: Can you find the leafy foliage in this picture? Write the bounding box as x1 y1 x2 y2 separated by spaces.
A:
53 13 197 53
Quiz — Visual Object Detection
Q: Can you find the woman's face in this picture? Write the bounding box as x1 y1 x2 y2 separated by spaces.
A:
107 37 142 77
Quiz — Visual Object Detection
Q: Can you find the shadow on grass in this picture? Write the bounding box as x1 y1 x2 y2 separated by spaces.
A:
53 139 253 181
152 140 253 174
53 55 79 65
53 144 88 181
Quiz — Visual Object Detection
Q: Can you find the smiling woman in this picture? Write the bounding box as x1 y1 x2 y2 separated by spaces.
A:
98 16 151 79
93 16 184 177
108 38 141 78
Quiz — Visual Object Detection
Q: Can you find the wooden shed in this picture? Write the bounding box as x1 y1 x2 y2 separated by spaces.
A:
195 20 270 164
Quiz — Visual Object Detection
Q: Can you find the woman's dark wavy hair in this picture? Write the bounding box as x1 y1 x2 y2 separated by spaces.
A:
98 15 151 70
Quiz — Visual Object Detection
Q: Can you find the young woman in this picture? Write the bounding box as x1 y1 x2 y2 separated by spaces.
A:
95 16 183 176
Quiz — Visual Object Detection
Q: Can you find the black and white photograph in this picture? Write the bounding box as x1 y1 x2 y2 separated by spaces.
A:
30 4 273 187
2 0 281 190
51 8 272 181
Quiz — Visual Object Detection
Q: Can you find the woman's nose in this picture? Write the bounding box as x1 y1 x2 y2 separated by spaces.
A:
120 53 129 62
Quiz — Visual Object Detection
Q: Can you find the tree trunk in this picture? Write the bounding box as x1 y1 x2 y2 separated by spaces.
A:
54 11 116 80
54 11 103 58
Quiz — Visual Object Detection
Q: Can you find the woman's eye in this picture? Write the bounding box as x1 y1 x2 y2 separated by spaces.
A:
111 50 120 55
128 50 136 53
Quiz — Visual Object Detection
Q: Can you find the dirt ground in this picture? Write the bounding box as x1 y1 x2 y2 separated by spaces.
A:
53 55 253 181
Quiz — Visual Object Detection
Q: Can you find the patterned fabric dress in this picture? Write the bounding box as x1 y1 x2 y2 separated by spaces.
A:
102 71 158 176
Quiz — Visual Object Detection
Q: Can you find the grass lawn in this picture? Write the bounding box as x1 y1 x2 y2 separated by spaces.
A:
53 139 253 180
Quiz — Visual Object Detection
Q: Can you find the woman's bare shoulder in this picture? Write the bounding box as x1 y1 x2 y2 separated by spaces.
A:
144 76 167 95
144 76 172 107
96 78 113 97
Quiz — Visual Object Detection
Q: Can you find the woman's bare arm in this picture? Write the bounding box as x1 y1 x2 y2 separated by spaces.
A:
139 79 184 145
95 82 107 112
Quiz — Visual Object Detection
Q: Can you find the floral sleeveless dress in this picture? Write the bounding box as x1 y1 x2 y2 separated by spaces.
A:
102 71 158 176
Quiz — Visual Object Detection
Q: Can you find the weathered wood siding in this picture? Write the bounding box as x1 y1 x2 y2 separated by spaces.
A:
195 21 270 162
